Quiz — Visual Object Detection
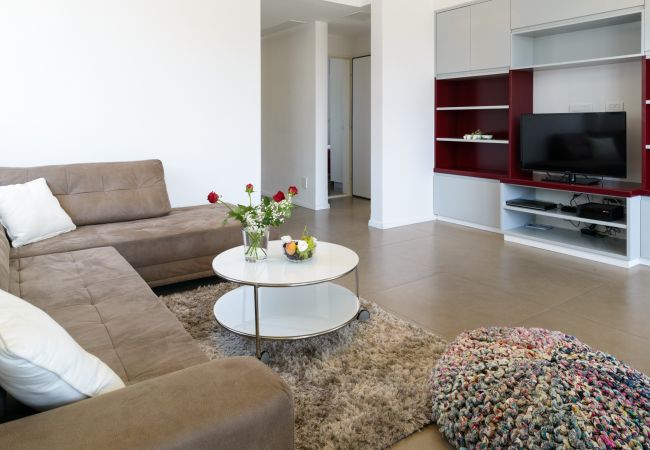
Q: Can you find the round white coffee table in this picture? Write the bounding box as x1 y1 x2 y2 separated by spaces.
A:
212 241 368 362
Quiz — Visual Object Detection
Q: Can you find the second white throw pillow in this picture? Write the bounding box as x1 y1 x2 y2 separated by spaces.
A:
0 178 76 248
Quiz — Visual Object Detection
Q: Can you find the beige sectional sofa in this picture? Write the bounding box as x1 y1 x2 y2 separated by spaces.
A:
0 160 243 287
0 160 294 449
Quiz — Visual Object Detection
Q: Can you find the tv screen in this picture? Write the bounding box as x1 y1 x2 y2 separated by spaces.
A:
520 112 627 179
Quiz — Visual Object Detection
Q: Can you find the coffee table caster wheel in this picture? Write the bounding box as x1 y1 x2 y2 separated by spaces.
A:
258 351 271 364
357 309 370 322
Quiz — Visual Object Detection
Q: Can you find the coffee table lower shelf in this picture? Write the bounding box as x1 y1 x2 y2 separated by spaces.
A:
213 283 361 340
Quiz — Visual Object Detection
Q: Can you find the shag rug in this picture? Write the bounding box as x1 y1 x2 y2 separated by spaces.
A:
161 282 447 450
430 327 650 449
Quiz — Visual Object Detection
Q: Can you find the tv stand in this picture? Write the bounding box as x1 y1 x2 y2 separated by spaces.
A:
542 172 601 186
501 182 641 268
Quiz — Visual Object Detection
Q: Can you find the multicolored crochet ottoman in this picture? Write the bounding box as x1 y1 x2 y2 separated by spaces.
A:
429 327 650 449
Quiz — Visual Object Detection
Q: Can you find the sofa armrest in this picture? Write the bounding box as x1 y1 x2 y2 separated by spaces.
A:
0 357 294 450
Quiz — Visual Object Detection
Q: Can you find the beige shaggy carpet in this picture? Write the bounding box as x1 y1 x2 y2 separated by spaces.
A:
160 283 447 450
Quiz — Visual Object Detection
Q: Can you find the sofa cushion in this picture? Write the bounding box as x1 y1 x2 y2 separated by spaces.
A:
10 205 242 285
0 227 8 292
9 247 208 383
0 160 171 226
0 289 125 411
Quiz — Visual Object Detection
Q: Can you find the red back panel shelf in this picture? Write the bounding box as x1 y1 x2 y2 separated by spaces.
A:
435 76 509 107
508 70 534 180
641 59 650 195
434 71 533 180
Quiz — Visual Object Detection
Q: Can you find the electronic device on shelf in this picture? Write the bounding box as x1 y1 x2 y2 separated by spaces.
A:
520 112 627 185
577 203 625 222
560 205 578 213
542 172 601 186
506 198 558 211
525 223 554 231
581 225 606 238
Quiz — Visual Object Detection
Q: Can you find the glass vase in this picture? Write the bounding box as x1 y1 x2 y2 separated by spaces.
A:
242 227 270 263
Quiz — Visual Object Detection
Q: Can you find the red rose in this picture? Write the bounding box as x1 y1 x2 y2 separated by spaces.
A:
207 191 219 204
288 186 298 196
273 190 286 203
246 183 254 193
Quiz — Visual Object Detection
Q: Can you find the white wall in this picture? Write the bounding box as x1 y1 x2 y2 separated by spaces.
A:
262 22 330 210
534 61 642 182
370 0 435 229
329 33 371 58
0 0 261 207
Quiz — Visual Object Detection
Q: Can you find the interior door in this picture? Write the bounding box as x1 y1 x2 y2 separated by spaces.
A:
328 58 352 196
352 55 371 199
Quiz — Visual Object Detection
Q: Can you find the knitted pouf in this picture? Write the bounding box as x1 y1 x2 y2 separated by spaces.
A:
429 327 650 449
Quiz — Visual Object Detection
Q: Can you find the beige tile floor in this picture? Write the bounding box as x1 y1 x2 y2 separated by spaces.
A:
279 197 650 449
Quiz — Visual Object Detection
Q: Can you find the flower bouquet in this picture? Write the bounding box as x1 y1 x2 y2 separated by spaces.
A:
281 227 317 262
207 184 298 262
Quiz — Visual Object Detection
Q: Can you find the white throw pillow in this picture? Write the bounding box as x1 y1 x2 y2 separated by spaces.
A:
0 289 125 411
0 178 76 248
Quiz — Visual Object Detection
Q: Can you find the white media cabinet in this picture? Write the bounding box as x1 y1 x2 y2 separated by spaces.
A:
501 182 641 267
433 0 650 268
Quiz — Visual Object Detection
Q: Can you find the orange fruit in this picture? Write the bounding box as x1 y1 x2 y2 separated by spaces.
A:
286 242 297 256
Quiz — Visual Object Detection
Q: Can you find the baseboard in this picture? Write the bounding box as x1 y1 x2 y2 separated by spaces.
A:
368 214 436 230
435 216 502 234
640 258 650 267
261 190 329 211
504 235 639 268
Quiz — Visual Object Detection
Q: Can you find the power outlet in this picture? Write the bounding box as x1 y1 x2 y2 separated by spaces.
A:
569 103 594 113
301 177 308 189
606 101 624 112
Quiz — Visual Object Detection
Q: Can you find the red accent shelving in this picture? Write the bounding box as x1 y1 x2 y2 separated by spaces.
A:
434 71 533 180
641 58 650 196
501 177 644 198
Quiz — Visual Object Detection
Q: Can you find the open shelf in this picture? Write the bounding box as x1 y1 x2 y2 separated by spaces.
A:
512 12 643 71
641 59 650 191
505 226 628 259
436 105 509 111
435 75 509 108
501 182 641 267
503 205 627 229
434 71 533 181
436 138 509 145
513 53 643 71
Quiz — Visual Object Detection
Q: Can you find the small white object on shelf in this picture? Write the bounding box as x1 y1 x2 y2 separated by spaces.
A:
437 138 509 145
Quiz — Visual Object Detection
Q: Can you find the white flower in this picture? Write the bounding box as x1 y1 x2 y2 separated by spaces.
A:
281 235 292 244
297 240 308 252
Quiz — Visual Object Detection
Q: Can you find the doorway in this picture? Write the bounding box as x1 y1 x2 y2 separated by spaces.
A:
328 57 352 198
327 55 371 199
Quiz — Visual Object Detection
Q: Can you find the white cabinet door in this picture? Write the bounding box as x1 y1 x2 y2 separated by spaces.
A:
470 0 511 71
434 174 501 229
436 7 471 75
352 56 371 199
642 197 650 260
511 0 644 29
646 11 650 52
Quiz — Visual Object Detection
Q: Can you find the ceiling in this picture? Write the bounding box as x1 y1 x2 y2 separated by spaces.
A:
262 0 371 37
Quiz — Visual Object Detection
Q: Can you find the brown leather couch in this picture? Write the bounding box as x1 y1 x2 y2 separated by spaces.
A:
0 161 294 449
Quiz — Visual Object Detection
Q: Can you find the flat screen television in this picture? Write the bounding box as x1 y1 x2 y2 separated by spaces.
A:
520 112 627 184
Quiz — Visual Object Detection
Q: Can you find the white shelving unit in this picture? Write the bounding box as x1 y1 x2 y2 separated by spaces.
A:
503 205 628 229
501 183 641 267
436 138 509 145
511 10 643 70
436 105 509 111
